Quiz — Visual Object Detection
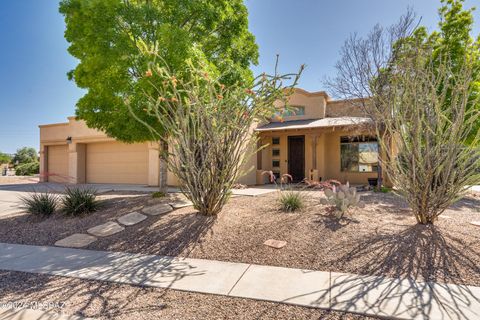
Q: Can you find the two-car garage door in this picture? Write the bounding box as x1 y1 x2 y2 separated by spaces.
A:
85 141 149 184
47 141 149 184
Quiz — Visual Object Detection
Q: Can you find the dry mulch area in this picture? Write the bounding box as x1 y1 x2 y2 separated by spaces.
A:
0 176 39 185
1 190 479 287
0 270 373 320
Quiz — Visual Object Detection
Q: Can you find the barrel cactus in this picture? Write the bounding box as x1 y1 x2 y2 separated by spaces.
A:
320 182 365 217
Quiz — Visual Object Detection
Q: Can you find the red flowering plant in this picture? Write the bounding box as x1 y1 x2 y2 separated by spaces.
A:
129 40 304 215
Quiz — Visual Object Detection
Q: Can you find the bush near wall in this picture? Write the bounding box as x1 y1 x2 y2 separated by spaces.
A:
15 161 39 176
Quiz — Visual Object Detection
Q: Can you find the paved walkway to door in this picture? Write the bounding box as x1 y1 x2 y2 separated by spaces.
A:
0 243 478 320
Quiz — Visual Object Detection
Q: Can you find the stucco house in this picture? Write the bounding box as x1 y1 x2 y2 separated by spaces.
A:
39 88 379 186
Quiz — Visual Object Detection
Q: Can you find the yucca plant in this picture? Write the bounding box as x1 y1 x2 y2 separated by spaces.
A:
279 189 304 212
20 192 59 216
62 187 98 216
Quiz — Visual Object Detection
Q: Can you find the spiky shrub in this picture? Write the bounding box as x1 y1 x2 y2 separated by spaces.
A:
373 47 480 224
62 187 98 216
325 5 480 224
130 44 303 216
320 182 365 217
20 192 59 216
152 191 166 198
279 190 304 212
263 171 304 212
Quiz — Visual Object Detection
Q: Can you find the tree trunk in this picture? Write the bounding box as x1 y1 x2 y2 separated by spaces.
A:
158 140 168 193
377 161 383 188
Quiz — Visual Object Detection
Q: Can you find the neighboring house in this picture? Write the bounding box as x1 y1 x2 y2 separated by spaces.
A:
39 88 379 186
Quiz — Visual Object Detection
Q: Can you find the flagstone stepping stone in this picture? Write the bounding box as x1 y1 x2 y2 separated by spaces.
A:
263 239 287 249
87 221 125 237
142 203 173 216
170 200 194 209
117 212 147 226
55 233 97 248
470 221 480 227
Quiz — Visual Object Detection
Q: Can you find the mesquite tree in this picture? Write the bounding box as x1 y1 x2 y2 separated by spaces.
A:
325 9 418 188
131 50 303 215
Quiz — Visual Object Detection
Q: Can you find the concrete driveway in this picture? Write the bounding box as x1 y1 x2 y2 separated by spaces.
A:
0 183 161 218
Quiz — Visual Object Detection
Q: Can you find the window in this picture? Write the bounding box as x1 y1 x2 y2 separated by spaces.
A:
283 106 305 116
272 160 280 168
272 137 280 145
340 136 379 172
271 106 305 119
272 149 280 157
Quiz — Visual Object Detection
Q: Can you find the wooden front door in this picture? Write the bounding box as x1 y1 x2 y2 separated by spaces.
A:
288 135 305 182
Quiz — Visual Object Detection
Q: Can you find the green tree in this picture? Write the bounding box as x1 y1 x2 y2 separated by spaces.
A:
392 0 479 143
12 147 37 166
59 0 259 191
0 152 11 165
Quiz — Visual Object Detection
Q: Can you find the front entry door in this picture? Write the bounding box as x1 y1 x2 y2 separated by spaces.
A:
288 135 305 182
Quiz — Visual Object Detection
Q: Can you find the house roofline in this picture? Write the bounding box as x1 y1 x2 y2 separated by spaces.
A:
291 88 330 99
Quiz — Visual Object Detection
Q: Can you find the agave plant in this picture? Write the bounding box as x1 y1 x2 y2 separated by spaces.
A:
320 182 365 217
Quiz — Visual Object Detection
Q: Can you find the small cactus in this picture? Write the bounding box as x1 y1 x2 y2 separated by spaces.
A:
320 182 365 217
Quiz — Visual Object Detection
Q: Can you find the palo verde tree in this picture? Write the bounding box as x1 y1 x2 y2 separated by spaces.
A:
131 45 303 215
59 0 259 192
389 0 480 144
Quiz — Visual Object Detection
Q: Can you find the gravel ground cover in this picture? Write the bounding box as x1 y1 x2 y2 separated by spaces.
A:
0 190 479 286
0 270 373 320
0 176 39 185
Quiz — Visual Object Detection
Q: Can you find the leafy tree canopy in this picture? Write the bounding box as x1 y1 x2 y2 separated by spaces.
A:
59 0 259 142
0 152 12 165
392 0 479 143
12 147 37 165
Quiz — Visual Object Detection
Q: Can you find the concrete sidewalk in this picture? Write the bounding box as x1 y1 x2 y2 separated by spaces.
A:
0 306 90 320
0 243 478 319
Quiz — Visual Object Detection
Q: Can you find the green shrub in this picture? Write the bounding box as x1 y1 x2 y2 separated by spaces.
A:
62 187 98 216
374 186 392 193
152 191 166 198
20 192 59 216
279 190 304 212
15 161 39 176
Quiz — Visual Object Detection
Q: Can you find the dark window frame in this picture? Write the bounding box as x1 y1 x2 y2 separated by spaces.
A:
340 136 379 173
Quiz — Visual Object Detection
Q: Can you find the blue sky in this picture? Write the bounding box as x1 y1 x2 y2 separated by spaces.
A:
0 0 478 154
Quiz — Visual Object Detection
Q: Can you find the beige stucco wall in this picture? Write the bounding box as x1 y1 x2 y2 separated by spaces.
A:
39 117 160 186
39 89 382 187
272 89 328 122
326 99 368 117
257 127 379 185
39 117 258 186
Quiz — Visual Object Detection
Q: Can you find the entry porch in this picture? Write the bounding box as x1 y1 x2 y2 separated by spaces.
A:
255 118 379 186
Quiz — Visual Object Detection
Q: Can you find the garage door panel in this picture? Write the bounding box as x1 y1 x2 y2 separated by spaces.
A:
47 145 69 183
86 142 148 184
